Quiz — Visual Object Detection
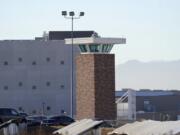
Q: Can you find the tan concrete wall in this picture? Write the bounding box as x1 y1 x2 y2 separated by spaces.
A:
76 54 95 119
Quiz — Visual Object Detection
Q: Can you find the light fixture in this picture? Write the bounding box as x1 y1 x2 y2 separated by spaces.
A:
69 11 75 16
80 12 85 16
62 11 67 16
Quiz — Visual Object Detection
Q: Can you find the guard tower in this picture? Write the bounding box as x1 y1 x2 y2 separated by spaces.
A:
65 37 126 120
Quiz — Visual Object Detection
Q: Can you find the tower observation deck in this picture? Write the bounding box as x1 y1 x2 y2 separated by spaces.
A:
65 37 126 53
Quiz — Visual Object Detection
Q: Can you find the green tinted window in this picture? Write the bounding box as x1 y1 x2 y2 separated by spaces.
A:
108 45 114 52
79 45 87 52
102 45 106 52
102 44 109 52
107 44 113 52
89 45 99 52
79 44 113 53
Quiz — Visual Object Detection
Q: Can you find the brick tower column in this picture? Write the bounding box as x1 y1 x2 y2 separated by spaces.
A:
76 54 116 120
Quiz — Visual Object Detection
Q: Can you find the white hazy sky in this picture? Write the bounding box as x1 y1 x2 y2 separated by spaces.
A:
0 0 180 65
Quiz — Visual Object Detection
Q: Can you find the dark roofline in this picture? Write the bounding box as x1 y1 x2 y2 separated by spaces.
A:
48 31 97 40
115 90 180 97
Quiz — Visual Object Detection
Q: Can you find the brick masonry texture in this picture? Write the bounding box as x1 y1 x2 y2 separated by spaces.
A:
76 54 116 120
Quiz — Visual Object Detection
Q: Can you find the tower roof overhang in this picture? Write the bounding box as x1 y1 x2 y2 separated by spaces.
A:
65 37 126 53
65 37 126 45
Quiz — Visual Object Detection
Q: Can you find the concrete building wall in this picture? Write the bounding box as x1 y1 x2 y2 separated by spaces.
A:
0 40 79 115
136 95 180 120
76 54 116 120
136 95 180 112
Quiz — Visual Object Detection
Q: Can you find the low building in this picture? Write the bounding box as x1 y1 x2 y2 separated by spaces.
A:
116 90 180 120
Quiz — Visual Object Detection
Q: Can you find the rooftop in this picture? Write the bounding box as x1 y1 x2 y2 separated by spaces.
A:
115 90 180 97
48 31 96 40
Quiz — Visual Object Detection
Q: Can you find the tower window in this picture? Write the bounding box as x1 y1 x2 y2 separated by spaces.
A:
60 85 65 89
46 81 51 87
4 61 8 66
18 82 23 87
46 57 50 62
18 57 23 62
79 45 87 52
60 60 64 65
32 61 36 65
32 85 37 90
4 86 8 90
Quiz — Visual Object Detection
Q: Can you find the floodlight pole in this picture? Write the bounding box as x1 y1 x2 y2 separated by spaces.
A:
62 11 84 118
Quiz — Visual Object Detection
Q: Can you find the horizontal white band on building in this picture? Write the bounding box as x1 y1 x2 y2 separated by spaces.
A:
65 37 126 45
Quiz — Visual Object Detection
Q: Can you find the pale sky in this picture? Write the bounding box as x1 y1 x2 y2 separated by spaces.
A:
0 0 180 65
